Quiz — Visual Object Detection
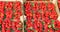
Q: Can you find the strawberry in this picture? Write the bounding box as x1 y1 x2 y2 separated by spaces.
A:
0 9 4 19
12 22 17 30
24 1 31 11
49 28 54 32
2 22 6 32
39 2 46 11
6 30 11 32
0 2 5 9
48 3 55 11
32 2 39 12
27 30 34 32
25 11 32 17
5 10 12 19
14 2 21 11
0 19 2 24
5 2 13 10
26 20 33 29
15 30 21 32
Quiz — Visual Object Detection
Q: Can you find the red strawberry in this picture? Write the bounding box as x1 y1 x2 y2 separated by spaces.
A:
2 22 6 32
15 30 21 32
0 19 2 24
2 29 6 32
0 2 5 9
14 2 21 11
5 10 12 19
35 12 41 19
48 3 55 11
14 11 22 17
0 10 4 19
24 1 31 11
39 2 46 11
32 2 39 12
25 11 32 17
6 30 11 32
27 30 34 32
5 2 13 10
49 28 54 32
55 30 60 32
26 20 33 29
16 23 22 28
12 22 17 30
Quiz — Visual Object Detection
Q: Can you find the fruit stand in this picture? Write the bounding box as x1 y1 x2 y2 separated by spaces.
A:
0 0 60 32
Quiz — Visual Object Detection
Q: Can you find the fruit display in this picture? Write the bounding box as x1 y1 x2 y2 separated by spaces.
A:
24 1 60 32
0 1 23 32
0 0 60 32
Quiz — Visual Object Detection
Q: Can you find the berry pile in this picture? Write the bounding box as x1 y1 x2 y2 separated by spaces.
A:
0 1 60 32
0 2 23 32
24 1 60 32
